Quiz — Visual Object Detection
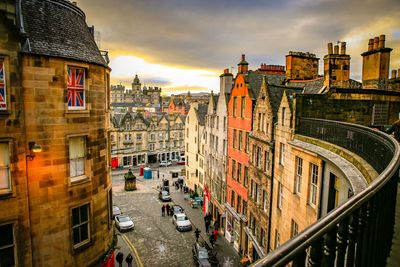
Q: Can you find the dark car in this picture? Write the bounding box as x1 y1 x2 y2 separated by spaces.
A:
192 243 211 267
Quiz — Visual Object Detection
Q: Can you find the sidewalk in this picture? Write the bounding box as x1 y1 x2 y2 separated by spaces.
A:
170 187 241 267
114 234 138 267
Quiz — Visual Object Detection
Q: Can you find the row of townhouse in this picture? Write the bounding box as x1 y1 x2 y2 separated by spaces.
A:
110 111 185 168
185 35 400 263
0 1 113 266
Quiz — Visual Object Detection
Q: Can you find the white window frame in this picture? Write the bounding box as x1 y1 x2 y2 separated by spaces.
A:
71 203 90 248
67 66 86 111
309 163 319 206
295 157 303 194
278 181 283 210
279 143 285 166
69 136 87 183
0 141 11 194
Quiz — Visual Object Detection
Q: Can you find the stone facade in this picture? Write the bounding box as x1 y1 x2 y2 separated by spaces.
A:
285 51 319 80
324 42 351 88
0 1 113 266
110 112 185 168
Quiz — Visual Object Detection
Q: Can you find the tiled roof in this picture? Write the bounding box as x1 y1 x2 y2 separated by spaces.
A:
269 85 303 117
21 0 107 67
246 71 285 99
286 77 324 94
196 104 208 125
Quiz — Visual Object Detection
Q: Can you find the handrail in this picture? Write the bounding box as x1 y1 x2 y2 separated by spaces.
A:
251 118 400 267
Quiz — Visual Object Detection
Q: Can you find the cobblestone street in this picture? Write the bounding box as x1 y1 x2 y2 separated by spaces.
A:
112 167 240 267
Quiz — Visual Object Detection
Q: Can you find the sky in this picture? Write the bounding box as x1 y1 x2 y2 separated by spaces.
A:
78 0 400 95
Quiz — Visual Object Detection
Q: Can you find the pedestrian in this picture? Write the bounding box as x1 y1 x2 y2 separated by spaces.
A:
161 204 165 216
170 205 174 216
205 219 211 234
387 119 400 142
213 228 219 241
209 233 215 248
194 228 201 243
125 253 133 267
116 251 124 267
166 203 170 216
179 183 183 191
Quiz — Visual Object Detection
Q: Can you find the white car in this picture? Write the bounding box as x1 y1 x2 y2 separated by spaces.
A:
172 213 192 232
112 205 122 218
159 160 172 167
115 214 134 231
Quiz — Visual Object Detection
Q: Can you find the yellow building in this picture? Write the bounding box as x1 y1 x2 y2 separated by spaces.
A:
0 0 113 266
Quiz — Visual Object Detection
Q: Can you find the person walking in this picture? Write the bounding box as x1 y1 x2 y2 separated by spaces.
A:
161 204 165 216
116 251 124 267
194 228 201 243
209 233 215 248
213 228 219 242
125 253 133 267
205 219 211 234
166 203 170 216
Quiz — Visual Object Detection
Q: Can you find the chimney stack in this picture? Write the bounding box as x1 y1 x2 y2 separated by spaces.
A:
373 37 379 50
368 39 374 51
392 69 397 79
241 54 245 61
379 35 385 49
340 42 346 55
328 43 333 54
224 68 229 74
334 44 339 54
72 1 77 6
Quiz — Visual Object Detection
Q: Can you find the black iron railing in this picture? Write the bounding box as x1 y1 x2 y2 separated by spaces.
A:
251 118 400 267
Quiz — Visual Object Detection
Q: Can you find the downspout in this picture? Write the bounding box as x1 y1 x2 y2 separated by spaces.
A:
266 122 277 253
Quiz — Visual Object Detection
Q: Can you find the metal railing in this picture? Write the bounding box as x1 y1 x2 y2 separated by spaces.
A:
251 118 400 267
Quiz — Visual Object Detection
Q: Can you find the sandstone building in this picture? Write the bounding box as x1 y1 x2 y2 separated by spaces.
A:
0 0 113 266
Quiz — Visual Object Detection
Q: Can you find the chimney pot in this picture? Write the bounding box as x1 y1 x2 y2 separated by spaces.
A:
334 45 339 54
368 39 374 51
379 34 385 49
392 69 397 79
241 54 245 61
340 42 346 55
328 43 333 54
373 37 379 50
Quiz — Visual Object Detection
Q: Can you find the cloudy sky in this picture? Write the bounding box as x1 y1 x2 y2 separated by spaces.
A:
79 0 400 94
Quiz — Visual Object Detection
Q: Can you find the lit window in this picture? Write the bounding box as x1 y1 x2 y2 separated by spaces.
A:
0 59 7 110
72 204 90 247
0 142 11 193
0 223 16 266
309 163 319 205
67 66 86 110
69 137 86 181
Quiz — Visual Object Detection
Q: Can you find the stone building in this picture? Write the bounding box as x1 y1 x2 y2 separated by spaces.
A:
204 69 233 234
110 111 185 168
0 0 113 266
185 102 207 195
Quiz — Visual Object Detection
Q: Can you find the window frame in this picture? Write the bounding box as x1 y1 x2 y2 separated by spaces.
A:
68 135 88 183
238 130 242 150
309 163 319 206
241 96 246 118
0 58 8 111
71 203 91 249
67 66 87 111
295 157 303 194
0 222 17 266
277 181 283 210
279 143 285 166
0 140 12 194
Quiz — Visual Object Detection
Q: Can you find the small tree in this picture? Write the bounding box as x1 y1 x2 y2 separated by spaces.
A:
124 169 137 191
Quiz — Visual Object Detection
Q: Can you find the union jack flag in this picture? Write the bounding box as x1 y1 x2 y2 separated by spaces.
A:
0 59 6 110
67 67 85 109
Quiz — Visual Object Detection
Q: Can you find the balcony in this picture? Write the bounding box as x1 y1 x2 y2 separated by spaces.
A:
251 118 400 267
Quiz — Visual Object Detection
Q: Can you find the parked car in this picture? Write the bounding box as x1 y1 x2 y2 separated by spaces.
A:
177 156 185 165
172 213 192 231
171 204 184 215
159 190 171 202
192 243 211 267
159 160 172 167
112 205 122 218
115 214 134 231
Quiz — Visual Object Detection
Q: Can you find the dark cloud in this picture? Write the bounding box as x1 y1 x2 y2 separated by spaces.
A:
79 0 400 79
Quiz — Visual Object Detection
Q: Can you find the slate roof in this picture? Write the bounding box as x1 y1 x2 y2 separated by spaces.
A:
196 104 208 125
286 77 324 94
21 0 107 67
268 85 303 117
246 71 285 99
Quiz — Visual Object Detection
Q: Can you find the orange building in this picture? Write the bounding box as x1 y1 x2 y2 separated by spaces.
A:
166 97 188 115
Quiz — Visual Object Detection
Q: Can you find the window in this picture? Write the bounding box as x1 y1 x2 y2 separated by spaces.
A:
0 142 11 193
277 182 283 209
230 191 235 206
263 190 267 212
241 97 246 118
223 117 226 131
264 151 270 172
150 134 156 141
245 132 249 152
216 116 219 130
291 219 299 238
260 228 266 248
279 143 285 165
72 204 90 247
243 166 248 188
136 133 142 141
233 97 237 117
243 201 247 216
0 223 16 266
67 66 86 110
237 163 242 182
233 130 237 149
295 157 303 194
255 183 259 204
256 147 262 168
238 131 242 150
0 59 7 110
232 160 236 179
309 163 319 205
69 137 86 181
275 230 280 249
281 107 286 125
261 113 265 132
258 113 261 131
223 139 227 156
237 195 242 214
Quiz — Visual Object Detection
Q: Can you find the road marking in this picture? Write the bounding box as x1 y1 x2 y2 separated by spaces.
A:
121 234 144 267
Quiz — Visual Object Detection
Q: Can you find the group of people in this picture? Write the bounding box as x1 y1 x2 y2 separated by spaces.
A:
116 252 133 267
204 213 219 248
161 204 173 216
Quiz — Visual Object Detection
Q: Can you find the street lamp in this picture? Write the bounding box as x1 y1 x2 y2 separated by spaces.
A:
26 141 42 160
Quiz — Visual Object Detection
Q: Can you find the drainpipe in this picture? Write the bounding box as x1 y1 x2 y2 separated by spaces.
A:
266 122 277 253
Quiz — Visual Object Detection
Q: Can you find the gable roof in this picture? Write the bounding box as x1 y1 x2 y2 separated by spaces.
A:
21 0 107 67
268 85 303 118
245 71 286 99
196 104 208 125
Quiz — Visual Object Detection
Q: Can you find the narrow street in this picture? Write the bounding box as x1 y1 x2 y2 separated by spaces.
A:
112 166 240 267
